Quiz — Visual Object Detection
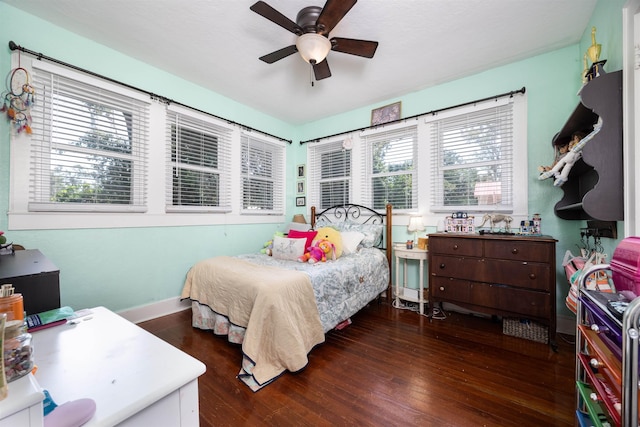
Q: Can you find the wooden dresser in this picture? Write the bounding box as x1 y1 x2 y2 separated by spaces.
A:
428 233 557 347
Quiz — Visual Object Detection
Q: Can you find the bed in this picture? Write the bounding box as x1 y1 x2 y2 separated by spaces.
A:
180 203 392 391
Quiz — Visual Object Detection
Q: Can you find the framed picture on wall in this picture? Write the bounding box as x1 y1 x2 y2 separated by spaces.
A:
297 164 305 179
296 180 305 195
371 101 401 126
296 196 306 207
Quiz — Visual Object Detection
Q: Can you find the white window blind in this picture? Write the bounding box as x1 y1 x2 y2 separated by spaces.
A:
429 99 514 212
308 140 351 210
166 106 232 212
362 125 418 211
241 135 284 214
29 63 149 212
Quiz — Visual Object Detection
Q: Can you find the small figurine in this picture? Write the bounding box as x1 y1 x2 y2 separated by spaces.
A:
478 213 513 232
585 27 607 80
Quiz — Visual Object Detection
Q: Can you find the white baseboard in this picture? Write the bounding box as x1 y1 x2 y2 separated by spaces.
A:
117 297 191 324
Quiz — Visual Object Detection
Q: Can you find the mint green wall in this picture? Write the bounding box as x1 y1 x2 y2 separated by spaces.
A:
0 4 297 312
0 1 626 317
292 0 626 320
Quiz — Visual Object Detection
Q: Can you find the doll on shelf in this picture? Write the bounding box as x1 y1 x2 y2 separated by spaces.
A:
538 118 602 187
538 140 570 174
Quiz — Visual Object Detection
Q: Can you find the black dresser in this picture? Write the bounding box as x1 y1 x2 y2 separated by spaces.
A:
0 249 61 315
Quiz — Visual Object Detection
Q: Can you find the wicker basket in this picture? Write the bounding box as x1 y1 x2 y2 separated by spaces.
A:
502 318 549 344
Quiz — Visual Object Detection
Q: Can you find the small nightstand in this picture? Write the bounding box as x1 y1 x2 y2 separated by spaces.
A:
394 246 428 314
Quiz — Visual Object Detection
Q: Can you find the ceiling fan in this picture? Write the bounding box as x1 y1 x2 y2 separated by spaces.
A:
250 0 379 82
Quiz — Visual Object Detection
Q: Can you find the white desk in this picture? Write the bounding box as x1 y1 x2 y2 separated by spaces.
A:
0 306 206 427
394 246 428 315
0 374 43 427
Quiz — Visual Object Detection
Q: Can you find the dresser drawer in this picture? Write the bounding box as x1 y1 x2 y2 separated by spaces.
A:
430 255 484 281
431 278 549 318
484 240 552 263
429 237 481 257
470 282 551 318
431 277 471 301
484 259 551 291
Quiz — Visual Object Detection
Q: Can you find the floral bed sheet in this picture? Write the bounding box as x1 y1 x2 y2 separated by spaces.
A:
192 247 388 334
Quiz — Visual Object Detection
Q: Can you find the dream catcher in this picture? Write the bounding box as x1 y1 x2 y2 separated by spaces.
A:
1 52 35 134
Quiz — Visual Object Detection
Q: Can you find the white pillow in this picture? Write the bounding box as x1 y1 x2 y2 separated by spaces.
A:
341 231 365 255
271 236 307 261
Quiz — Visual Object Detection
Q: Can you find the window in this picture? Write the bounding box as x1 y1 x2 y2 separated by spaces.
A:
166 106 232 212
428 96 522 213
308 139 351 209
362 125 418 211
240 135 285 214
29 61 149 212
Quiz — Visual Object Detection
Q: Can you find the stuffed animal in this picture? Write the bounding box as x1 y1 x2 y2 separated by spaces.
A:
297 226 344 263
261 231 284 256
312 227 343 259
298 239 334 263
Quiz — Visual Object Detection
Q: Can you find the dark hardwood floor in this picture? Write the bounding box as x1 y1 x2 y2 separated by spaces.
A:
138 301 576 427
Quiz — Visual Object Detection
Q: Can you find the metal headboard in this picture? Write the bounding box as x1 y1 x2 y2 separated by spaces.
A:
311 203 393 296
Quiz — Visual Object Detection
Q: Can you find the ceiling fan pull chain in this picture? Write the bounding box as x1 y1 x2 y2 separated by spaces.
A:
310 62 315 87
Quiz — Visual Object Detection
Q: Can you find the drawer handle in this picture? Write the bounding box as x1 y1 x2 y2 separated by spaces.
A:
589 358 603 369
589 392 600 402
590 324 608 334
529 273 536 280
452 244 458 250
439 263 446 269
439 286 445 291
511 248 519 254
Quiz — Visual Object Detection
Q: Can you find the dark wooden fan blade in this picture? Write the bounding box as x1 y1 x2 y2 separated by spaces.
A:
330 37 378 58
250 1 302 35
316 0 357 35
259 45 298 64
312 59 332 80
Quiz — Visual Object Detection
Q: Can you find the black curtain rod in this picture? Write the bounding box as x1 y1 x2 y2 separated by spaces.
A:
8 41 293 145
299 86 526 145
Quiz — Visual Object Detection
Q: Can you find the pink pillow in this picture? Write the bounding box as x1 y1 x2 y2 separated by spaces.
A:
288 230 317 251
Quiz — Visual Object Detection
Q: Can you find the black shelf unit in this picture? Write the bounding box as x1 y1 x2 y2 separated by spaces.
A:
552 70 623 221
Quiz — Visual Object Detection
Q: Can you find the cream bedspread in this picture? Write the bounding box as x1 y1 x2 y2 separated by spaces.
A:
181 256 325 385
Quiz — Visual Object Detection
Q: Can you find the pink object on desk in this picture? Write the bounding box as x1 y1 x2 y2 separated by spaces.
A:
27 319 67 332
44 398 96 427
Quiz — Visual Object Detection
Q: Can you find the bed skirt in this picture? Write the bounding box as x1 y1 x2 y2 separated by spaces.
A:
191 300 246 344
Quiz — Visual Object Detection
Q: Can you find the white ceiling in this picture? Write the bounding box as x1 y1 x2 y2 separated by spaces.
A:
3 0 597 125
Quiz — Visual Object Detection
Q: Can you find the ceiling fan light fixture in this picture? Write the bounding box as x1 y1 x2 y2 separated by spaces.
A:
296 33 331 64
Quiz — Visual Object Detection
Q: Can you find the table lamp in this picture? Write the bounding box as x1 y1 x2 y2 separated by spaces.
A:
292 214 306 224
407 216 425 244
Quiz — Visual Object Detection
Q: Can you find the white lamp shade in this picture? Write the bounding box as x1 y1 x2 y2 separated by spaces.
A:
296 33 331 64
407 216 425 233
